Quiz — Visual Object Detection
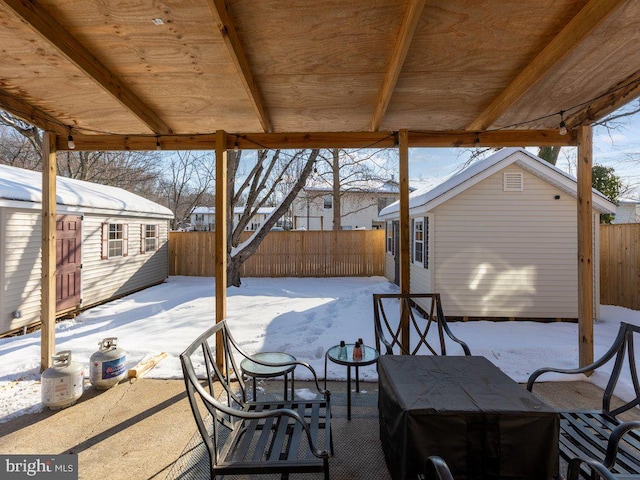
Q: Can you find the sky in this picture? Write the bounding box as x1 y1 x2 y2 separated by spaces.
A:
1 276 638 425
406 105 640 198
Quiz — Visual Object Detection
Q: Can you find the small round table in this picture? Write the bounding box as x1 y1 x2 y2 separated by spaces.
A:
324 344 379 420
240 352 297 401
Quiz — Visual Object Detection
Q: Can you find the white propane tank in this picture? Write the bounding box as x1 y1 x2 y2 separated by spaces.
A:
90 337 127 389
41 350 85 410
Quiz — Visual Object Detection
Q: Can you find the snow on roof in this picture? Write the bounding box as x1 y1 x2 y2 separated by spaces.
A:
0 164 173 218
379 147 616 218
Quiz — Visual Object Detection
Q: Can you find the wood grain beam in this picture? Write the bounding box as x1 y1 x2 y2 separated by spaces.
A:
467 0 626 132
0 89 68 135
56 129 575 151
41 131 56 371
1 0 172 135
370 0 426 132
207 0 271 133
214 130 228 368
576 125 594 369
567 70 640 128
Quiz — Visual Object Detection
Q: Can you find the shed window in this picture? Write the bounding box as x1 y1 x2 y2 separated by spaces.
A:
323 195 333 209
413 219 424 265
386 221 394 253
143 224 158 253
102 223 128 259
503 172 524 191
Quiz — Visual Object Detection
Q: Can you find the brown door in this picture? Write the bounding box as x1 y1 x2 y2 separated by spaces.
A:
56 215 82 311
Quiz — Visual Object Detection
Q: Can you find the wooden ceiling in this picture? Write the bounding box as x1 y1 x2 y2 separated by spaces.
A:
1 0 639 150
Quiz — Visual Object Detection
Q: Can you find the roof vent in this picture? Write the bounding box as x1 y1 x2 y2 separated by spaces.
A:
503 172 523 192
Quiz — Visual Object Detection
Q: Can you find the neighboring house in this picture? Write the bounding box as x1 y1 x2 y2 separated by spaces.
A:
379 147 616 321
0 164 173 335
291 178 413 230
190 206 286 231
612 197 640 223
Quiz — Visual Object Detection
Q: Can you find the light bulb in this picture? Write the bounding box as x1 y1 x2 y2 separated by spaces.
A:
156 138 161 151
67 134 75 150
559 121 568 136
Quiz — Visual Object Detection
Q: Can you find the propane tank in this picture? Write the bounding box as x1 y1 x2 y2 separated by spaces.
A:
90 337 127 390
41 350 85 410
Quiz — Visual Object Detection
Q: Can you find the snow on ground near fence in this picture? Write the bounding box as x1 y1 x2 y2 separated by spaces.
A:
1 276 638 423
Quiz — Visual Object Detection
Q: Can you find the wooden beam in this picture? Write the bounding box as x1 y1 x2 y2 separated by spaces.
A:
41 131 56 371
370 0 426 132
1 0 172 135
215 130 228 368
0 90 68 136
57 129 575 151
577 125 594 369
467 0 626 131
399 129 411 352
567 70 640 128
207 0 271 133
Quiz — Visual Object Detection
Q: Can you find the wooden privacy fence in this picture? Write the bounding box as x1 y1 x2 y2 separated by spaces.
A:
169 230 385 278
600 223 640 311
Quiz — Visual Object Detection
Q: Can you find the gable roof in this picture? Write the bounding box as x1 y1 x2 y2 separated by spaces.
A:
303 178 412 194
379 147 616 218
0 164 173 218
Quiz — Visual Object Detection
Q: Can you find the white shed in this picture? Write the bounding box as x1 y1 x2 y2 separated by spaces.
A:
379 148 616 321
0 164 173 335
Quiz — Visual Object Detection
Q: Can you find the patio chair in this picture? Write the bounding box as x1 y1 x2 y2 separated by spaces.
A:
422 456 455 480
373 293 471 356
527 322 640 479
180 320 332 480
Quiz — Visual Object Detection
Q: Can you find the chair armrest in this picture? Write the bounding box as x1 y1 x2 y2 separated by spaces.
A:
188 372 330 459
603 420 640 469
526 324 628 391
438 318 471 356
424 456 455 480
567 457 618 480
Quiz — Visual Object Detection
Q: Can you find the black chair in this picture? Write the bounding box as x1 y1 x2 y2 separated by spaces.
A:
423 456 455 480
180 320 332 479
527 322 640 478
373 293 471 356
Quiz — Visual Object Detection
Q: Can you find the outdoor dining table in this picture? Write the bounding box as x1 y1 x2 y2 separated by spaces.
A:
378 355 559 480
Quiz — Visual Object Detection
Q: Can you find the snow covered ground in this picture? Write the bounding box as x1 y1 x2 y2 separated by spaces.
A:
1 276 638 424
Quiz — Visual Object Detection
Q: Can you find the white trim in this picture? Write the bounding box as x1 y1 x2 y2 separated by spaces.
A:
413 218 425 267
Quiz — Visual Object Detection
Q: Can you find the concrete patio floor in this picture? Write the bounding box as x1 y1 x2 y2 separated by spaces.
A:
0 377 617 480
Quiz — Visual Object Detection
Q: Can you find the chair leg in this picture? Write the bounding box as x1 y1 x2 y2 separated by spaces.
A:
324 459 330 480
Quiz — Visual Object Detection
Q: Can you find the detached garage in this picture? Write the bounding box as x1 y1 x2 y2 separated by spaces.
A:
379 148 616 321
0 164 173 335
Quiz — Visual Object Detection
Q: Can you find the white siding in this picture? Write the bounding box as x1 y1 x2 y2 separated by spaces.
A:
384 253 395 283
0 208 169 334
1 209 43 333
80 215 169 308
433 166 580 319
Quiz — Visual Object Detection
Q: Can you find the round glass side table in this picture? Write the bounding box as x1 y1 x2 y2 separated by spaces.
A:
324 344 379 420
240 352 296 401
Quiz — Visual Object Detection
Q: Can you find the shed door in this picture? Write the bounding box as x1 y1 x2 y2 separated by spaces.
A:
56 215 82 311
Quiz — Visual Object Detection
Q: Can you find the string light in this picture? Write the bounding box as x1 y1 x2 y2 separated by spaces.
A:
558 111 568 136
156 136 161 151
474 132 480 146
67 128 75 149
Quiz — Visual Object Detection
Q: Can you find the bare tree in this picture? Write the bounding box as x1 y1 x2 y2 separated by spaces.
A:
226 149 319 286
156 151 215 230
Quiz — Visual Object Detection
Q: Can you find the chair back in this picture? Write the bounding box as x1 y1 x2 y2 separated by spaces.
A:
179 320 248 466
373 293 471 356
602 322 640 416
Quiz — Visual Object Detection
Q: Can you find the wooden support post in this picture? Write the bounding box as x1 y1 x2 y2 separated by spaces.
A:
577 125 594 368
215 130 228 368
399 130 411 351
41 132 57 371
